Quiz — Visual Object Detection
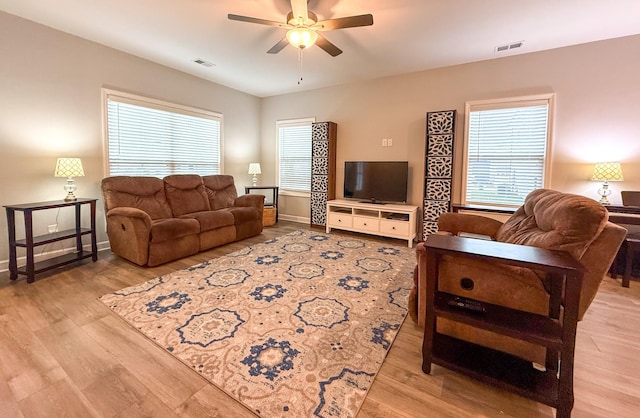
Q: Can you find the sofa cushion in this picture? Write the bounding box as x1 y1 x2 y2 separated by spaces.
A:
164 174 211 216
150 218 200 243
202 175 238 210
495 188 608 260
228 206 261 223
180 210 235 232
102 176 172 220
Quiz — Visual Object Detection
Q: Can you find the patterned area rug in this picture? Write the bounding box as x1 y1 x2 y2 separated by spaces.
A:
100 230 414 417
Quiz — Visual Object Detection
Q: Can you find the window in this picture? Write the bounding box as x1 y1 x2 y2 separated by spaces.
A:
277 118 314 194
103 89 222 177
462 94 554 207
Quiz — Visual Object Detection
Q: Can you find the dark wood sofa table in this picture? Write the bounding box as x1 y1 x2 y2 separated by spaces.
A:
421 234 584 418
4 198 98 283
245 186 279 222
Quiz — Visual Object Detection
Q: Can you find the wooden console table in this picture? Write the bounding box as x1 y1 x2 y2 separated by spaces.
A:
421 234 584 418
608 212 640 287
4 198 98 283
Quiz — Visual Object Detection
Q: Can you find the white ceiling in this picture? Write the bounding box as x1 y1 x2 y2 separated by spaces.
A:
2 0 640 97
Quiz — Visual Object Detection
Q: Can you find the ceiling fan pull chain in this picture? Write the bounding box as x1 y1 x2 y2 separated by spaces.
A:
297 47 304 85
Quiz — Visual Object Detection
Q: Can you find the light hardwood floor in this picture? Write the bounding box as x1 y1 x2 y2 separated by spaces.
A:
1 221 639 417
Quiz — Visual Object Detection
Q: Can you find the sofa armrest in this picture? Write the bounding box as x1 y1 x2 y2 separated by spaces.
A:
437 212 503 239
107 207 153 225
235 194 265 210
105 207 153 266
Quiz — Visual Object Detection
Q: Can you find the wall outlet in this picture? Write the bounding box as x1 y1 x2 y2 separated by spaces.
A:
382 138 388 147
387 138 393 146
48 224 57 233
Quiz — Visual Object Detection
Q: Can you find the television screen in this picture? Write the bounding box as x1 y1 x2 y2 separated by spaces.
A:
344 161 408 204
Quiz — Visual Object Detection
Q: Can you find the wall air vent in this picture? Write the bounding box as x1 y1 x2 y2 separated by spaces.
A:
192 58 215 67
495 41 524 53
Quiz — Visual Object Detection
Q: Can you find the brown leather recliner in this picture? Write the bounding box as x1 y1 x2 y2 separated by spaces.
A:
101 174 264 267
409 188 627 363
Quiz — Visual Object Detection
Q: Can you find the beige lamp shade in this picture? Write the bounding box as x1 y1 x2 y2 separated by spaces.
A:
591 162 623 181
54 158 85 178
248 163 262 175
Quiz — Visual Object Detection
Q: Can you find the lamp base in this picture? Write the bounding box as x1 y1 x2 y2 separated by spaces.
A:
63 178 77 201
597 182 612 205
252 174 258 187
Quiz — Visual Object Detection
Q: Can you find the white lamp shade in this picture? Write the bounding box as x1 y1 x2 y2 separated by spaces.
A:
248 163 262 175
54 158 85 178
591 162 624 181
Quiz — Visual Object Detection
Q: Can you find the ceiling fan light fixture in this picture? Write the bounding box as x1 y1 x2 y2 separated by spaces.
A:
286 28 318 49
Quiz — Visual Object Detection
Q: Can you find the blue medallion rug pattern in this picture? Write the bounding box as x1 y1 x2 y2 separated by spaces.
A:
100 230 414 417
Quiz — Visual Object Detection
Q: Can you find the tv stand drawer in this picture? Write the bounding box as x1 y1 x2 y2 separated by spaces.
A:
380 219 409 236
328 213 353 228
354 216 379 232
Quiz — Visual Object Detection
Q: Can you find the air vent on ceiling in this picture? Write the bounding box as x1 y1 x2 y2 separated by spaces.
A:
495 41 524 53
192 58 215 67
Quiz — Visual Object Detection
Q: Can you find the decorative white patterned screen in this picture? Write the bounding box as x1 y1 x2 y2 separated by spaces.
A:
422 110 456 241
310 122 337 227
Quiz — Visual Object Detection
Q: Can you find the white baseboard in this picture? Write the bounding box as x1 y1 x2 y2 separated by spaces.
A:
278 214 311 224
0 240 111 273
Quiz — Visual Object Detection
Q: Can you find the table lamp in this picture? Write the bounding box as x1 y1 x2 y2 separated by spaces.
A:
591 162 623 205
54 157 85 201
248 163 261 186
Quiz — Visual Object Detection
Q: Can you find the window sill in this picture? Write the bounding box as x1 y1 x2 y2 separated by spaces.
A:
279 190 310 198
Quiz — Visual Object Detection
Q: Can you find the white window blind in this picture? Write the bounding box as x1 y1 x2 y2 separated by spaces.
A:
464 95 553 206
104 90 222 177
277 119 313 193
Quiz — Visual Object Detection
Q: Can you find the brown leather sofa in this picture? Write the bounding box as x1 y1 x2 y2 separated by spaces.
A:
409 188 627 363
101 174 264 266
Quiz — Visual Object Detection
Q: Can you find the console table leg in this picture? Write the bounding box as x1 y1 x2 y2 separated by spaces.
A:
622 245 635 287
6 208 18 280
556 402 573 418
421 250 439 375
25 210 35 283
90 201 98 261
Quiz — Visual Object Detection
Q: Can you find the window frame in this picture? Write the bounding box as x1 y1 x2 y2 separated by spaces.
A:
101 88 224 177
276 117 315 197
461 93 555 207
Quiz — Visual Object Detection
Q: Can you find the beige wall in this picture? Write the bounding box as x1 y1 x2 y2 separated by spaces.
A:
0 12 261 269
2 9 640 271
261 34 640 220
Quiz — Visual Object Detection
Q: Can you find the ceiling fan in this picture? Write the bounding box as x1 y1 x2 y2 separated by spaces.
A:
228 0 373 57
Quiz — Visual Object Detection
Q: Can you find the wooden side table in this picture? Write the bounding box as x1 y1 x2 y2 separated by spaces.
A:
4 198 98 283
245 186 278 222
420 234 584 418
621 234 640 287
608 214 640 287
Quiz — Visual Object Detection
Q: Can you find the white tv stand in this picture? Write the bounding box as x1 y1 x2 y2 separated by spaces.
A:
326 199 418 247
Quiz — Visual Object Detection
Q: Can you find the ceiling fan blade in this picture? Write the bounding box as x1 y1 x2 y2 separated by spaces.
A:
315 33 342 57
228 14 286 28
290 0 309 24
267 37 289 54
317 14 374 31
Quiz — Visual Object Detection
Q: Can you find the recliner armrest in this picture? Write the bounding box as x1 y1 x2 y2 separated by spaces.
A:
104 207 154 266
438 212 503 239
106 207 153 228
234 194 265 209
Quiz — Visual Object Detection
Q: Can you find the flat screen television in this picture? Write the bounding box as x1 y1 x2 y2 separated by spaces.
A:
343 161 408 204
